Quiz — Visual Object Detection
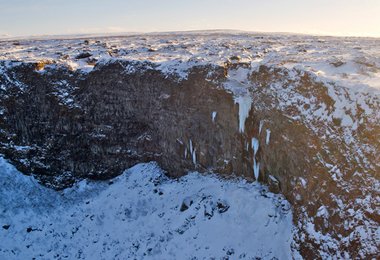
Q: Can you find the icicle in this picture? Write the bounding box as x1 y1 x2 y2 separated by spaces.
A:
235 95 252 133
211 111 217 123
266 129 271 145
188 139 197 165
251 137 259 156
192 149 197 165
259 120 264 134
253 158 260 181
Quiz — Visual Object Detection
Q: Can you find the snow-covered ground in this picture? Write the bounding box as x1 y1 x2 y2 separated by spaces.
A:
0 157 296 259
1 31 379 92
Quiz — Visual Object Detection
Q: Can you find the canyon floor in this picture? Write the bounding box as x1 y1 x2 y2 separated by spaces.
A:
0 157 296 259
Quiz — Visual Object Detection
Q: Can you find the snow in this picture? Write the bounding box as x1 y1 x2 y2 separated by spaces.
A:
0 156 295 259
211 111 217 123
316 206 329 218
299 177 307 188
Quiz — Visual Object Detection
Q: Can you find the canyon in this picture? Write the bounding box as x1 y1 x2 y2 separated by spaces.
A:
0 33 379 258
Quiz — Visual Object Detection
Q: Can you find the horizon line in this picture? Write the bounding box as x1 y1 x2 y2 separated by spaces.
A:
1 29 380 41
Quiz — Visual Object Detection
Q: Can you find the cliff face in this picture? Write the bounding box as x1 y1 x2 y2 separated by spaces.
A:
0 59 379 258
0 61 244 185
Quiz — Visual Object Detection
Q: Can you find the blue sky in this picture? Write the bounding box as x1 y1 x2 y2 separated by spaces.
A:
1 0 379 37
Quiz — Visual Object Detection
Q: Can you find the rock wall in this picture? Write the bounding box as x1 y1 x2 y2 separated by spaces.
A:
0 60 379 258
1 62 247 186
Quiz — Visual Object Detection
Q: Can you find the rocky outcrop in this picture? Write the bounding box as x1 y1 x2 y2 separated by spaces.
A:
0 60 379 258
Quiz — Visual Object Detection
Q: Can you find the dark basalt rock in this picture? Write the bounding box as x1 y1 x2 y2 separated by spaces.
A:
0 61 244 188
216 201 229 214
75 52 92 59
2 224 10 230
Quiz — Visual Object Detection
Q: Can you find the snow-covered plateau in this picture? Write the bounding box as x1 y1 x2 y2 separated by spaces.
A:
1 30 380 92
0 31 379 259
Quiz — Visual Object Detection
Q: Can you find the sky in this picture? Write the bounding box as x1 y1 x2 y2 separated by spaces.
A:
1 0 380 38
